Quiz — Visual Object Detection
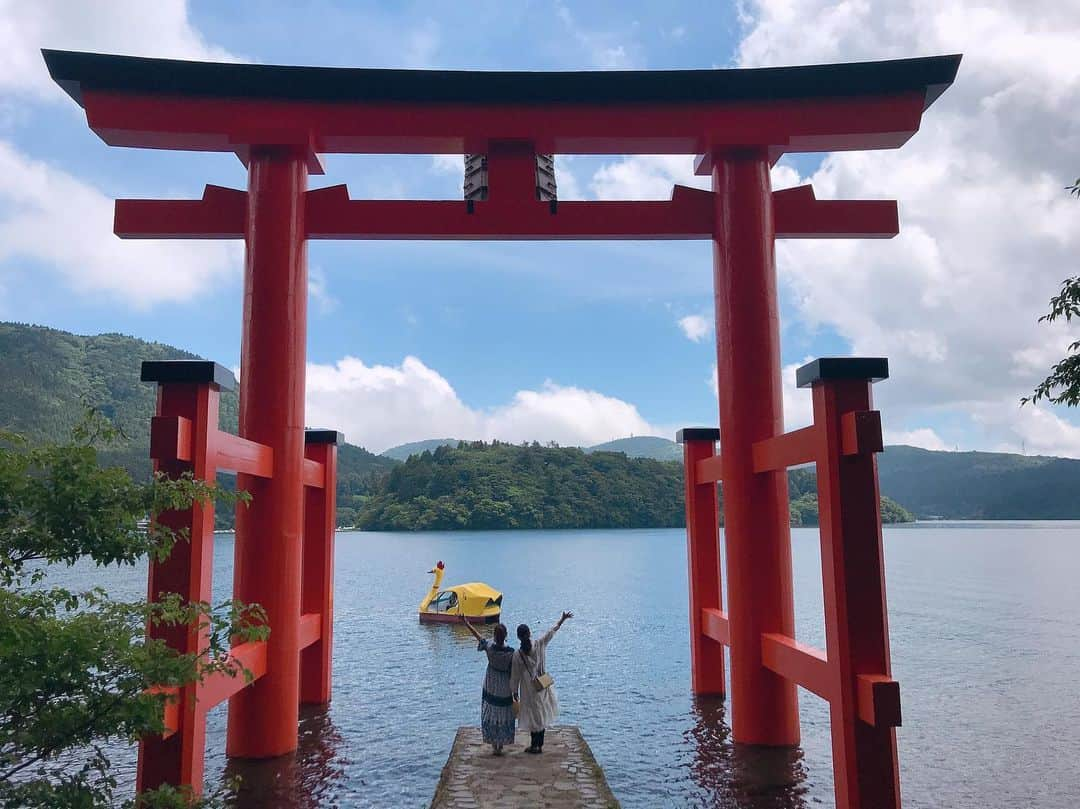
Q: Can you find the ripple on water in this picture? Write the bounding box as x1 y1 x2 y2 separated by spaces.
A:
43 525 1080 808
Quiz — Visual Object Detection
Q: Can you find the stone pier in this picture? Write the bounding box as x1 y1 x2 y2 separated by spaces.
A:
429 726 620 809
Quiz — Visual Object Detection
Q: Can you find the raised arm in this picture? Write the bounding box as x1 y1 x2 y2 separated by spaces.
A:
539 610 573 646
459 612 484 643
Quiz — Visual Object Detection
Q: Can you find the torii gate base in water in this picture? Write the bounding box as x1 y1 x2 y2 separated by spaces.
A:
45 48 960 809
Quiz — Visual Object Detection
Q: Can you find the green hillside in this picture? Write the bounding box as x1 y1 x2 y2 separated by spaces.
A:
382 436 682 460
589 435 1080 520
383 435 685 462
6 322 1080 528
877 445 1080 519
586 436 683 462
381 438 460 460
0 322 229 477
0 323 396 527
360 442 685 530
357 441 913 531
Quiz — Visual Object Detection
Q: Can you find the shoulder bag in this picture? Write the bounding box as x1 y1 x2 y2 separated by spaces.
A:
519 649 554 692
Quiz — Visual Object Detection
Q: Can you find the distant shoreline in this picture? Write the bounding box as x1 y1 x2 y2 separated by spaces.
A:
331 518 1080 532
207 518 1080 537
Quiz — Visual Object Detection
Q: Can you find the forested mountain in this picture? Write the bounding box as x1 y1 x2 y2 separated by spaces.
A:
333 443 400 526
0 322 226 478
382 435 684 462
586 436 683 462
0 323 395 528
593 437 1080 519
876 445 1080 519
360 442 685 530
358 441 913 531
381 438 460 460
5 322 1080 528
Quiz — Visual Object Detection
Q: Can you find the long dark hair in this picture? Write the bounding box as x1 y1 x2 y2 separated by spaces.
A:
493 624 508 647
517 623 532 656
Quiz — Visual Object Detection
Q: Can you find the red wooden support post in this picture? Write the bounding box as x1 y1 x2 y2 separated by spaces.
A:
677 428 726 695
136 360 235 795
300 429 340 705
485 140 541 202
228 144 310 758
801 357 900 809
710 149 800 746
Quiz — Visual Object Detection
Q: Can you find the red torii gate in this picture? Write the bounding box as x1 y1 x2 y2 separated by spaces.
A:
44 49 959 808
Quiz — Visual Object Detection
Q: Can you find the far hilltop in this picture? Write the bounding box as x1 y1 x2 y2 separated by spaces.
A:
383 434 1080 521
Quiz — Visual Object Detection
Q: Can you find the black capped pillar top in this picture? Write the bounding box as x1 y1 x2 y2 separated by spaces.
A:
795 357 889 388
676 427 721 443
305 428 345 445
140 360 237 391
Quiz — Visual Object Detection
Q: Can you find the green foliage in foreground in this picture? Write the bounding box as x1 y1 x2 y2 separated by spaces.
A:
1026 181 1080 407
1026 274 1080 407
0 415 266 808
357 442 915 531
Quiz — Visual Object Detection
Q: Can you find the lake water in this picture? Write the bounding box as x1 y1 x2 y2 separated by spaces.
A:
45 523 1080 807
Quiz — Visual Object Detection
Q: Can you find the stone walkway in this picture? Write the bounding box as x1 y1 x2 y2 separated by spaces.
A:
429 726 620 809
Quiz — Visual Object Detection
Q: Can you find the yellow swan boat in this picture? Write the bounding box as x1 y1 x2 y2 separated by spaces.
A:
418 561 502 624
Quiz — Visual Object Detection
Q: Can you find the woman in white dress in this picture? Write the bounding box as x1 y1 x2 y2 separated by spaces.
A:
511 611 573 754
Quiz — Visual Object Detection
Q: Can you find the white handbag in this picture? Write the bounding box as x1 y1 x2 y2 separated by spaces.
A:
520 650 554 691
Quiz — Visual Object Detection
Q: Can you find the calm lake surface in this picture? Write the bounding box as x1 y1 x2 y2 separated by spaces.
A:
52 523 1080 807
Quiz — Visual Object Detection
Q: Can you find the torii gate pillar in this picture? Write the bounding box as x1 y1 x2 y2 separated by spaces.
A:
228 146 310 757
710 149 800 745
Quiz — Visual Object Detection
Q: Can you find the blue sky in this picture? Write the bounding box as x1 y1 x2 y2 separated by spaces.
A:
1 1 1078 455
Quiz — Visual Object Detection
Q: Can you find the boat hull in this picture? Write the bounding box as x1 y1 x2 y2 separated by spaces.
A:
419 611 501 624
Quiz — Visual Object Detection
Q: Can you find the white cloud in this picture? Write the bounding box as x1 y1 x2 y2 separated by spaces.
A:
714 357 954 452
780 360 814 431
404 18 441 68
885 427 950 451
488 383 658 447
589 155 799 200
0 0 236 101
305 355 661 453
430 155 463 175
730 0 1080 457
0 141 239 307
0 2 242 308
308 266 337 313
554 156 584 201
555 3 632 69
678 314 710 342
590 155 704 200
976 399 1080 458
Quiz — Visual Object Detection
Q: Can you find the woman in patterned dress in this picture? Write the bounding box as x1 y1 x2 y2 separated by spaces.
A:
461 617 516 755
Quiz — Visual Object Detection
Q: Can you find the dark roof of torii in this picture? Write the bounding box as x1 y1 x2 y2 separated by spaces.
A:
43 49 960 111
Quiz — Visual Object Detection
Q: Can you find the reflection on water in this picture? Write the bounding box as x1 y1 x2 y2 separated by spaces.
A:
224 706 348 809
684 697 808 809
215 640 811 809
418 616 483 652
